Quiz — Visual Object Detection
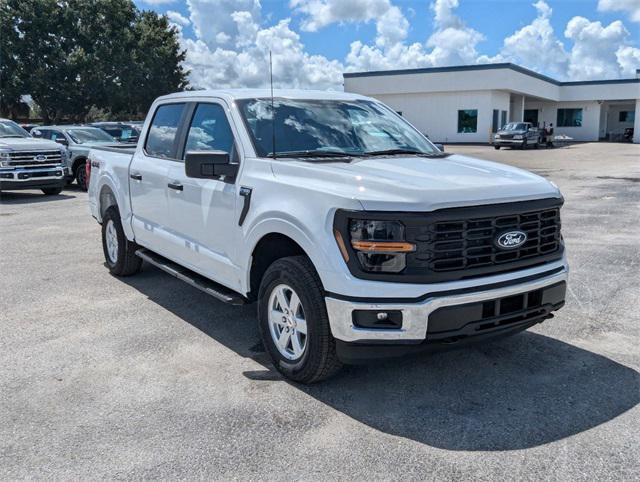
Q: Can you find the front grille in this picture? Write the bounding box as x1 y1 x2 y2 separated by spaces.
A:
499 134 514 139
335 198 564 283
417 206 561 272
6 150 63 167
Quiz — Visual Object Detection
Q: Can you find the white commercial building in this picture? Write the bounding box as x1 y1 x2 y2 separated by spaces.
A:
344 63 640 144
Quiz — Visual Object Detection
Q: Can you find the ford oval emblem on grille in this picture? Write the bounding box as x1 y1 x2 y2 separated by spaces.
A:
496 230 527 249
35 154 47 161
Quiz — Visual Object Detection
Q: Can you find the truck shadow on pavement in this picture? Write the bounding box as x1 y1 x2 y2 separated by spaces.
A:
123 266 640 452
0 191 75 204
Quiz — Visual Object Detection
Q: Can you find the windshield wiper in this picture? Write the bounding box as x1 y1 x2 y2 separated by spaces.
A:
364 148 440 157
275 150 364 159
0 135 25 138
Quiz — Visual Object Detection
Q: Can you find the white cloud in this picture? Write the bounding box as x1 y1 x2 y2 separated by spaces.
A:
597 0 640 23
175 0 639 89
616 45 640 75
565 17 634 79
139 0 176 4
481 1 568 78
187 0 260 47
166 10 190 27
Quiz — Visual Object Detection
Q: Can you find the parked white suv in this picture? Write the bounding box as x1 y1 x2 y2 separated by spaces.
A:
88 90 568 383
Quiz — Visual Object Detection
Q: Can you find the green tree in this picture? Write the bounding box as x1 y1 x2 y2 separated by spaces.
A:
2 0 188 122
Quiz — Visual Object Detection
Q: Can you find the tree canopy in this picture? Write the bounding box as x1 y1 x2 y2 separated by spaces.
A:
0 0 189 122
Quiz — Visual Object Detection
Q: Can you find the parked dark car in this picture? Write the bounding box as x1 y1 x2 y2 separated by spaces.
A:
90 122 141 143
494 122 541 149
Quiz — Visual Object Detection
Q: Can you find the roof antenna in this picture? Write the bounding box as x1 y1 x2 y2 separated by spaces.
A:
269 50 276 159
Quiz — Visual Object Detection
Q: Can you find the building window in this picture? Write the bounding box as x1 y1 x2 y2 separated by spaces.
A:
524 109 539 126
457 109 478 133
557 108 583 127
619 111 635 123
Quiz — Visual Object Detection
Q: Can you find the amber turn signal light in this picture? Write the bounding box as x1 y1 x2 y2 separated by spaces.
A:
351 241 416 252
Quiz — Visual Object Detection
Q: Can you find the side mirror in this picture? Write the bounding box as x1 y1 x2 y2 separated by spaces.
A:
185 150 237 179
55 138 68 146
434 143 445 152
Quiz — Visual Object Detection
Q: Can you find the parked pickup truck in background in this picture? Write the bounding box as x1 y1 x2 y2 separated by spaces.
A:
0 119 67 195
88 90 568 383
32 125 121 190
494 122 541 149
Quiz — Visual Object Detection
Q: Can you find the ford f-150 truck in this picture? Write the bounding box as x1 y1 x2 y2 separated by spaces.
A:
88 90 568 383
494 122 541 149
0 119 67 195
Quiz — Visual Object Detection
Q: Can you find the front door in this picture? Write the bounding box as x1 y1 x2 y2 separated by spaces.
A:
130 102 187 256
165 101 242 288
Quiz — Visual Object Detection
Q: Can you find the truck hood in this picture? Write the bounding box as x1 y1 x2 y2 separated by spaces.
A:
0 137 62 151
271 154 561 211
497 130 526 135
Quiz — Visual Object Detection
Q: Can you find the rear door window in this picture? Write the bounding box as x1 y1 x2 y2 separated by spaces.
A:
145 103 186 159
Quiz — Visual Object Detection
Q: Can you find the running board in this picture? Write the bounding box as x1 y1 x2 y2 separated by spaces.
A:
135 249 245 305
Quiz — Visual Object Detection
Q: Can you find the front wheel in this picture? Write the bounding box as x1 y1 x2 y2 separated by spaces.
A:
258 256 342 383
101 206 142 276
42 187 63 195
494 145 500 150
76 161 88 191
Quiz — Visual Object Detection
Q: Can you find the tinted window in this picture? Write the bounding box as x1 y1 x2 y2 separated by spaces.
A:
557 108 582 127
184 103 234 155
0 120 30 138
457 110 478 133
49 130 65 142
145 103 185 158
67 128 114 143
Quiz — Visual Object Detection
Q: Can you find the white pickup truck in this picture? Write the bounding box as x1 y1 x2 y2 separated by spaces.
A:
88 89 568 383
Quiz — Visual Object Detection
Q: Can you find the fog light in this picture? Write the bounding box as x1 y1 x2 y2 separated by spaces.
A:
352 310 402 329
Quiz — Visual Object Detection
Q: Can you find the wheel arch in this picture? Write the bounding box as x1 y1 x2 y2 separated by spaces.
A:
247 232 312 302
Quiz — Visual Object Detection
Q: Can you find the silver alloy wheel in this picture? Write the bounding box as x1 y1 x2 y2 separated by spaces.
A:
268 284 308 360
105 219 119 264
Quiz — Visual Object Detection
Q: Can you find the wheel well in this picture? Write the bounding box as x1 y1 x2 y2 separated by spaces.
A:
99 185 118 220
249 233 306 301
72 157 87 175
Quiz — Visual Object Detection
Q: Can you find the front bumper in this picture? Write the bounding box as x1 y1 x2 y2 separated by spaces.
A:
325 266 567 348
0 167 65 190
494 139 524 146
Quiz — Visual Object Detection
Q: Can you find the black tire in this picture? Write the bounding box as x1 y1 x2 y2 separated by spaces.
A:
76 161 88 191
521 139 528 150
42 187 63 195
101 206 142 276
494 146 500 150
258 256 342 383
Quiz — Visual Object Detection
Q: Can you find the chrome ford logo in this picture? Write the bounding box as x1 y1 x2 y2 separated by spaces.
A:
496 230 527 249
34 154 47 161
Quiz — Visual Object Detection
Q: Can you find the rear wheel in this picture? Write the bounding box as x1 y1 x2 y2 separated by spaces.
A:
76 161 88 191
258 256 342 383
42 187 63 195
101 206 142 276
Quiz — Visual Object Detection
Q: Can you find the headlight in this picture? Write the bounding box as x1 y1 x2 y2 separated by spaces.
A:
347 219 415 273
514 135 523 139
0 151 10 167
494 134 501 139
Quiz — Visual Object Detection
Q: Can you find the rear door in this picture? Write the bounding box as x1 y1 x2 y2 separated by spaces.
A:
130 102 188 256
165 100 242 287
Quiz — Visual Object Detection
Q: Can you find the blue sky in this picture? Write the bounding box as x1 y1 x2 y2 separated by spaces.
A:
133 0 640 89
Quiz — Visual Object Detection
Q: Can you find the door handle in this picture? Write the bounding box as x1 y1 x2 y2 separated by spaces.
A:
130 173 142 181
168 182 183 191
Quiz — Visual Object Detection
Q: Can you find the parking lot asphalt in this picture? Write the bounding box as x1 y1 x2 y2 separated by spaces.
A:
1 142 639 480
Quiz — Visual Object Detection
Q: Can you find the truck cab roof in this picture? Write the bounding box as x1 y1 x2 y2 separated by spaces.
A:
156 89 371 103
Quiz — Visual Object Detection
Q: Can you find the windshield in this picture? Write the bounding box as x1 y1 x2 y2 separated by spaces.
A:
0 120 30 138
237 98 438 158
503 123 527 131
67 127 115 144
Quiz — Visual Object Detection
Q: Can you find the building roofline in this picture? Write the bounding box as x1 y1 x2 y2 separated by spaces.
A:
343 62 640 86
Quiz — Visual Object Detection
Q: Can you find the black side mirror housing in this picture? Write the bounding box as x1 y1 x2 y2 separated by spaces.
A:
185 150 237 180
434 143 445 152
55 138 68 146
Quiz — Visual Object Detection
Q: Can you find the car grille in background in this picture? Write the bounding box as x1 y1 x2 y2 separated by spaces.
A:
5 150 63 167
408 203 562 276
499 134 514 139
